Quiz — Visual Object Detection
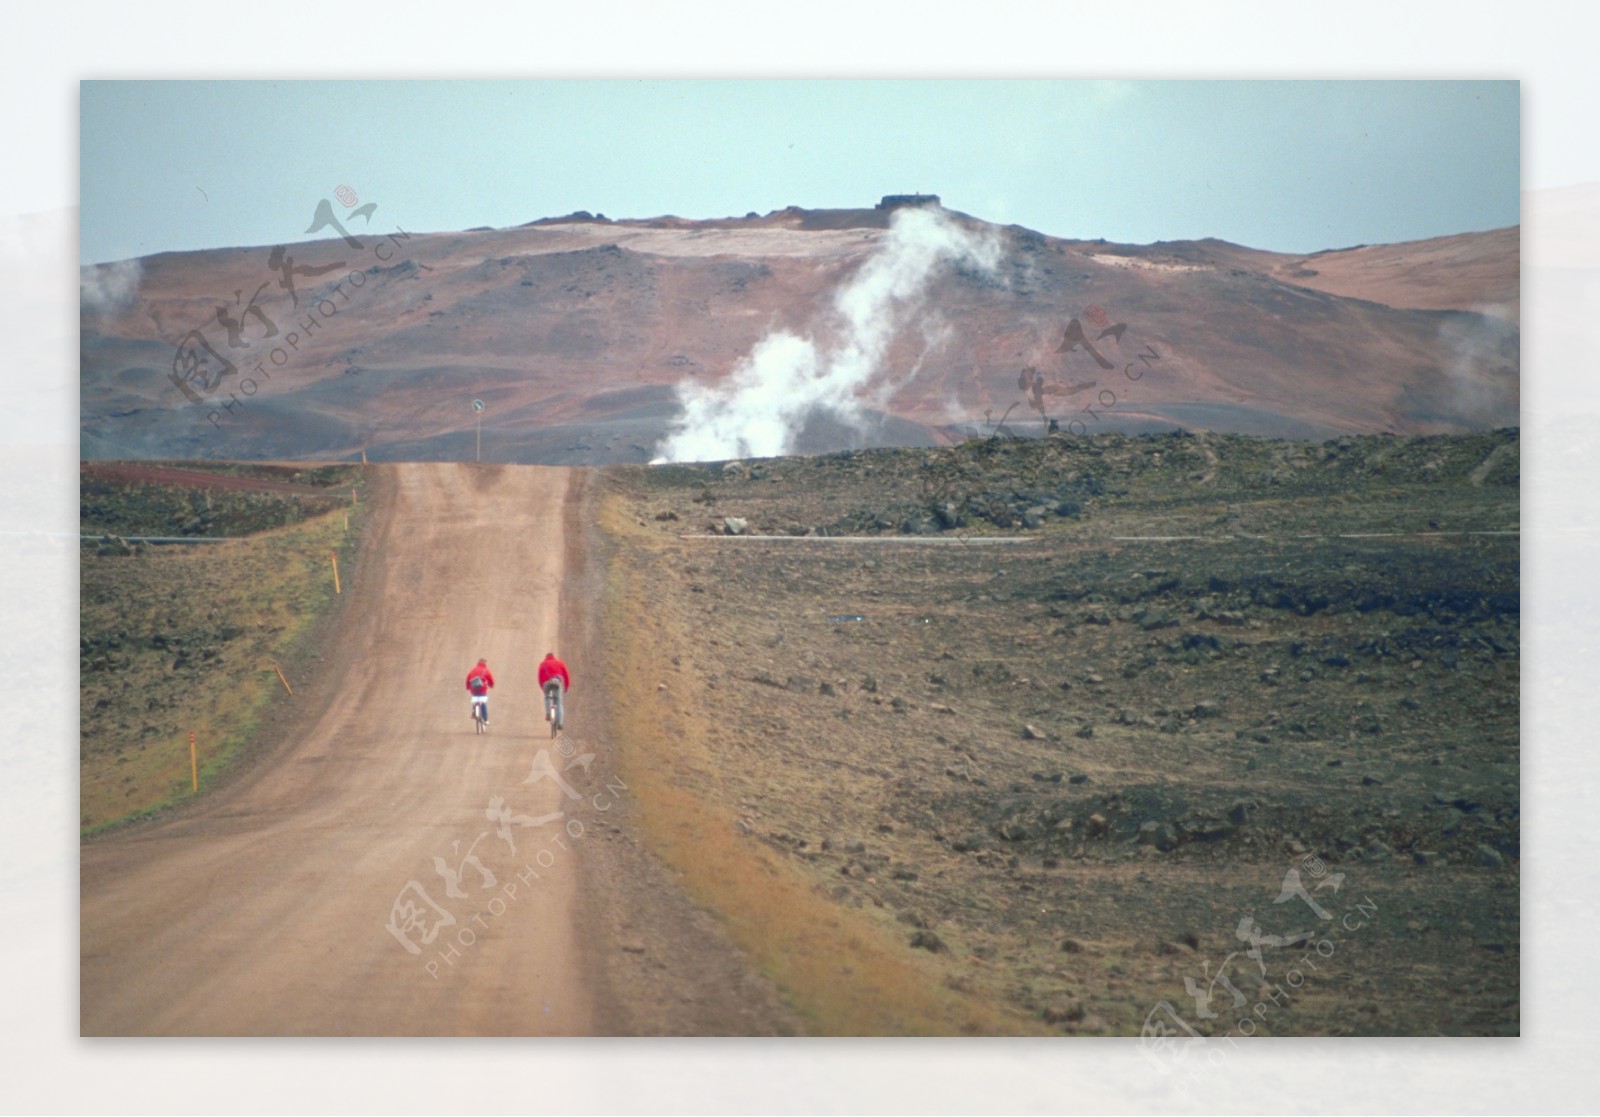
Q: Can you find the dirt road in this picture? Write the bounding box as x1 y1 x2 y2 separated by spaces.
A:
81 463 595 1035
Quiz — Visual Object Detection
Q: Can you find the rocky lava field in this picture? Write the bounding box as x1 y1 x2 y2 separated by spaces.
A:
79 463 364 830
602 428 1519 1035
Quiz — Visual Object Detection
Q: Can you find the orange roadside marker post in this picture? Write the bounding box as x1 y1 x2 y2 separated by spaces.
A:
269 661 294 696
189 729 198 793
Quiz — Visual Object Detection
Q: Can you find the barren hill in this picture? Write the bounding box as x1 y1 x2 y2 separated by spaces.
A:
80 204 1519 464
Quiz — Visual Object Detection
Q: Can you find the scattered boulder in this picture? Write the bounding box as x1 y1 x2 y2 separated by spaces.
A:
1137 820 1179 851
723 516 748 536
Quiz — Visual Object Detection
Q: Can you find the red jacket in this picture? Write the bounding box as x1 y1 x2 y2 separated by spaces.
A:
466 664 495 694
537 656 571 691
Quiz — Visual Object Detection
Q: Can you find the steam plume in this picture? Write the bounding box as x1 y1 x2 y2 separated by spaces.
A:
1438 305 1519 427
79 260 143 315
652 207 1000 462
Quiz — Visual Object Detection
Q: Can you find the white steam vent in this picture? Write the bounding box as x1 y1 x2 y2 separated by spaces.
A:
652 206 1000 463
80 259 144 315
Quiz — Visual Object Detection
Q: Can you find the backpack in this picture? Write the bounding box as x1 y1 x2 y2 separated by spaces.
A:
469 674 487 695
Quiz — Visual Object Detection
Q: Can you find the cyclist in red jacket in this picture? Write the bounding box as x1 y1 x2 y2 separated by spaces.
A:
466 658 495 727
538 652 571 730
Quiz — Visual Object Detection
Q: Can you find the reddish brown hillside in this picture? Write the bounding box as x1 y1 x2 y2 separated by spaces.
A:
79 206 1518 464
1265 227 1518 324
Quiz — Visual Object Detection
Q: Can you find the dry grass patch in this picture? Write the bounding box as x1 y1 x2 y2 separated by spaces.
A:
80 494 366 833
599 493 1029 1035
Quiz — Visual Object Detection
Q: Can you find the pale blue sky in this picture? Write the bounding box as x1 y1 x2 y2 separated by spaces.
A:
79 79 1519 265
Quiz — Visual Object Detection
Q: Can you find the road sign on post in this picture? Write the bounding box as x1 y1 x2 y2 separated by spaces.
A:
472 399 485 462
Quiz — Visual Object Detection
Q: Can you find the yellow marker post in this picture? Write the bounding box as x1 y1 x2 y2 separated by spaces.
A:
331 552 342 594
189 729 198 793
270 662 294 696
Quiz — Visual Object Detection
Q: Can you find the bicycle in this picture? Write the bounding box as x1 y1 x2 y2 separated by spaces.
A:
543 682 564 738
465 659 495 736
